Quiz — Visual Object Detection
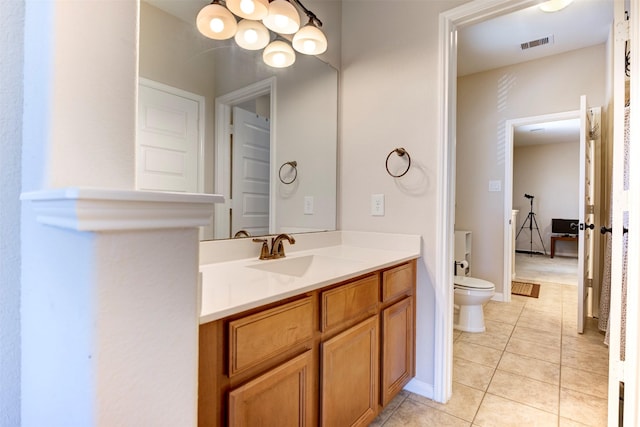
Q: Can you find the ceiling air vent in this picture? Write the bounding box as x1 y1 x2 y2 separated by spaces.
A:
520 35 554 50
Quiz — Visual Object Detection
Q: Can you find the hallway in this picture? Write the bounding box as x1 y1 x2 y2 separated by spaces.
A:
372 255 609 426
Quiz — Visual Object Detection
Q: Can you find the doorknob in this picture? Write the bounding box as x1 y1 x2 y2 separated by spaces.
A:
600 225 629 234
580 223 595 230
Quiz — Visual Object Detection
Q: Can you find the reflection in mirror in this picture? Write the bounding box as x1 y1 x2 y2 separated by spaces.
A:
138 0 338 240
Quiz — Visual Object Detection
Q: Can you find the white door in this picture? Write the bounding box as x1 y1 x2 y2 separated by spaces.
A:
137 79 203 193
608 2 638 424
577 95 599 333
231 107 270 237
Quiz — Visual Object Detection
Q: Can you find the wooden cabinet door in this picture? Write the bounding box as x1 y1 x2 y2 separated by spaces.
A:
321 316 379 427
228 350 314 427
381 297 414 406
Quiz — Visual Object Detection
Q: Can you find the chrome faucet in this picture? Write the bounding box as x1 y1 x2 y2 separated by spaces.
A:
252 234 296 260
271 233 296 258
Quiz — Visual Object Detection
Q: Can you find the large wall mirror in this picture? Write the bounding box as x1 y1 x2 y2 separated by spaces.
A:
138 0 338 240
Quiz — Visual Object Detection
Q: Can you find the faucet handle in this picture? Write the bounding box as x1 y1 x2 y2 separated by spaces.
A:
252 238 271 260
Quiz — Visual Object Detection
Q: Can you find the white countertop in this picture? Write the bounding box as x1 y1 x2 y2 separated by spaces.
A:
199 232 421 324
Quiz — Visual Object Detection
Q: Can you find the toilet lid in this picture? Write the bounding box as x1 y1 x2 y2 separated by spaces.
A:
454 275 495 290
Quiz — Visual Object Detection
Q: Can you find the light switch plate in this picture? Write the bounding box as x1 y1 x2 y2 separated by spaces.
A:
304 196 314 215
488 180 501 192
371 194 385 216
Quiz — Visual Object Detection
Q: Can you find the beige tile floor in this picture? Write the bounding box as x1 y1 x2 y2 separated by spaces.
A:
371 254 610 426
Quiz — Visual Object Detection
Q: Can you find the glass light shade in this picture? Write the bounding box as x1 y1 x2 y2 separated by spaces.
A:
292 23 327 55
263 40 296 68
226 0 268 20
235 19 270 50
262 0 300 35
196 3 238 40
539 0 573 12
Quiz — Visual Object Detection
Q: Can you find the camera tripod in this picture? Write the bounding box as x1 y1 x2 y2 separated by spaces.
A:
516 194 547 256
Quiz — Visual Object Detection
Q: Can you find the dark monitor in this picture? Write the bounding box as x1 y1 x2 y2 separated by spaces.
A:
552 218 579 235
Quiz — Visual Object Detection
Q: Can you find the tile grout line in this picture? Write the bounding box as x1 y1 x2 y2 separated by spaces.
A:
469 298 525 425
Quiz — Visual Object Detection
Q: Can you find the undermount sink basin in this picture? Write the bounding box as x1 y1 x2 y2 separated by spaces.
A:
247 254 363 278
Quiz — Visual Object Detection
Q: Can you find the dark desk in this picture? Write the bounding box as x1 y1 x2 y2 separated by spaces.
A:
550 235 578 258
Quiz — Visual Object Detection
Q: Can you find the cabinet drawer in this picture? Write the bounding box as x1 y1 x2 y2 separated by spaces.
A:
229 297 314 377
382 262 415 302
321 274 379 332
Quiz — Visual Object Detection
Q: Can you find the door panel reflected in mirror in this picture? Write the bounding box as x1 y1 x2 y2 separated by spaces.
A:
138 0 338 240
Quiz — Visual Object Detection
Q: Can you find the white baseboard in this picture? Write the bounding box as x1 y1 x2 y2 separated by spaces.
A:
404 378 435 400
491 292 505 302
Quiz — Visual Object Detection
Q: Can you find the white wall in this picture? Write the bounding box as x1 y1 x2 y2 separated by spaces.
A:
513 141 580 256
0 0 24 424
340 0 468 393
456 44 606 295
20 1 202 425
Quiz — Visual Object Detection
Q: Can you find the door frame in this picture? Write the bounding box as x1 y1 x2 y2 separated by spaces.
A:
503 109 581 303
436 0 540 403
213 77 276 239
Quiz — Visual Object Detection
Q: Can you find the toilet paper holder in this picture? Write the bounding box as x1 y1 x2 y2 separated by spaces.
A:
454 260 469 275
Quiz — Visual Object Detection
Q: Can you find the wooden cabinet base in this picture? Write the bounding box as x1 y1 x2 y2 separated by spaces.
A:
198 259 417 426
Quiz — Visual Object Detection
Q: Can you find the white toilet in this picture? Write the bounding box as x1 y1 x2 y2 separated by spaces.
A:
453 275 495 333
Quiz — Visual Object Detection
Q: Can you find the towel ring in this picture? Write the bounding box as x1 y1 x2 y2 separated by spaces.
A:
279 161 298 184
385 148 411 178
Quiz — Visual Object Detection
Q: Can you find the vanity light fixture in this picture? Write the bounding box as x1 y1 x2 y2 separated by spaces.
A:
235 19 270 50
196 0 238 40
263 40 296 68
292 19 327 55
539 0 573 12
196 0 327 67
226 0 268 20
263 0 300 34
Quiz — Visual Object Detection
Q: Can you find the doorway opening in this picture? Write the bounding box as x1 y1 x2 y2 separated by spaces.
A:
504 110 582 300
213 77 276 239
438 0 613 412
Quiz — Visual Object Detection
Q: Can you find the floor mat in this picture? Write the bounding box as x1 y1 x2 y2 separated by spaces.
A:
511 281 541 298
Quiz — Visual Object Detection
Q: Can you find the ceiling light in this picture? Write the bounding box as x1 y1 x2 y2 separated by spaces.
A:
292 21 327 55
235 19 270 50
195 0 326 67
263 40 296 68
196 1 238 40
539 0 573 12
226 0 268 20
263 0 300 35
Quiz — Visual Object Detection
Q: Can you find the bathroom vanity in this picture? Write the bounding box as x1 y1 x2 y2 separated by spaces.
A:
197 232 420 426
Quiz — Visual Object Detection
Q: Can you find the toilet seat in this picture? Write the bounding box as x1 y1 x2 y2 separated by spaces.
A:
454 275 494 291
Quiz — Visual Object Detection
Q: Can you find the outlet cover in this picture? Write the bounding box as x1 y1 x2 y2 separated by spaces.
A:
371 194 385 216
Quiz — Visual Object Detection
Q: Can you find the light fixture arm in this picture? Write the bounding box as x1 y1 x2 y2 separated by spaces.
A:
290 0 323 27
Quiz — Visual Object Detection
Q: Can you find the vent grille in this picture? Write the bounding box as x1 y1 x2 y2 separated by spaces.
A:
521 35 554 50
